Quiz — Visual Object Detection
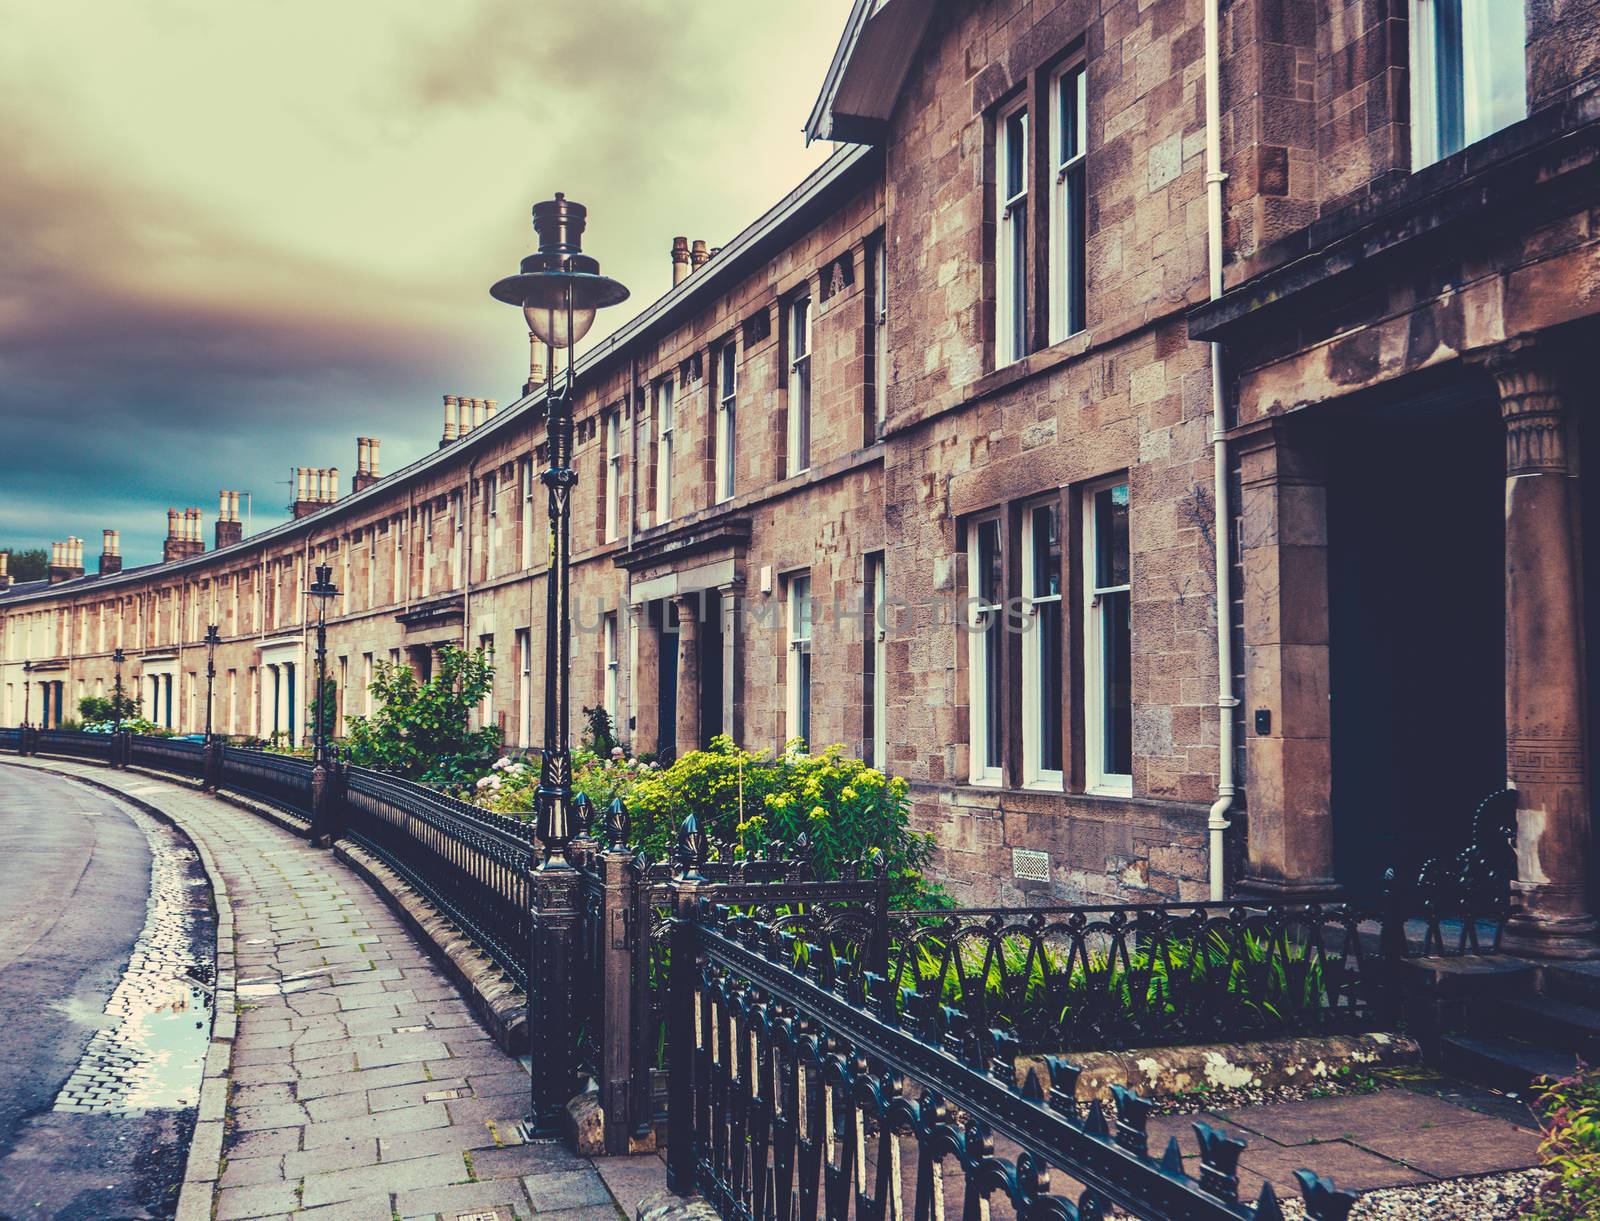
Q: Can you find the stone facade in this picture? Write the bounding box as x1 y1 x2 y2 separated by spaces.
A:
6 0 1600 925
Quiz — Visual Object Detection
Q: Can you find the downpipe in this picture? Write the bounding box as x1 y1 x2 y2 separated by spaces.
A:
1204 0 1235 901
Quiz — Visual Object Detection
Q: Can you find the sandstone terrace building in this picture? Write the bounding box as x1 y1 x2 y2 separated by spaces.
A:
6 0 1600 941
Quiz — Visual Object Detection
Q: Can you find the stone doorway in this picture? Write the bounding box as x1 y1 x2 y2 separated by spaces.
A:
1326 392 1505 898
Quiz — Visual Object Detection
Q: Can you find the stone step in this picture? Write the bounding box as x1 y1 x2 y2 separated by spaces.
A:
1439 1032 1578 1097
1541 960 1600 1007
1480 994 1600 1059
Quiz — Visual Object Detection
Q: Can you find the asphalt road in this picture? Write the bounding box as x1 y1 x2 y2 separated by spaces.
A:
0 766 197 1220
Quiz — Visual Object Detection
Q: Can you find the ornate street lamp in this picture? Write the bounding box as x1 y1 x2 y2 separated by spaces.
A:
203 625 221 742
490 194 629 869
111 646 127 768
21 660 32 730
112 647 126 734
306 564 339 843
307 566 337 767
491 194 628 1135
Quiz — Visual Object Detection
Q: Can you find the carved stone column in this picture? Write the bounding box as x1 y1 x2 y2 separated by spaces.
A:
673 593 701 759
1492 345 1597 957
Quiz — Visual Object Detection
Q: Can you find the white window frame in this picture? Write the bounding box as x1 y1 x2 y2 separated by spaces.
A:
521 458 536 568
1410 0 1527 169
1083 476 1132 797
655 378 675 525
1050 63 1088 344
484 472 499 578
602 612 619 720
966 513 1006 786
865 553 887 770
604 414 621 541
996 99 1030 367
421 505 433 597
478 634 494 727
785 574 813 751
517 628 532 745
872 238 889 432
786 296 812 475
362 652 373 716
1021 497 1065 789
451 490 464 587
716 342 737 503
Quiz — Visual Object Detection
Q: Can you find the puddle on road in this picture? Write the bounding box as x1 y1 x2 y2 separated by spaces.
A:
53 802 215 1113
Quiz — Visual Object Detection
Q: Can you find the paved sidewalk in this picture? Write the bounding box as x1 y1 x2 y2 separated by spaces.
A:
9 760 638 1221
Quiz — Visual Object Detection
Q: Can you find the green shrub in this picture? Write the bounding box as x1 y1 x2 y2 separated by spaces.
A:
343 646 500 787
1529 1062 1600 1219
468 736 941 907
79 692 138 723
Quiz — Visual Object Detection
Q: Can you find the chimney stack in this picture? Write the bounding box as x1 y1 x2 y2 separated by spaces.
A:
353 437 382 493
441 395 459 446
50 537 86 583
690 239 709 271
163 509 204 562
100 528 123 575
291 467 338 519
485 398 498 421
672 236 691 286
526 335 552 394
215 491 243 549
0 550 10 593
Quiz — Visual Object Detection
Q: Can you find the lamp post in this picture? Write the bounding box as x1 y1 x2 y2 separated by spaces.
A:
21 660 32 729
202 626 222 788
203 625 221 742
112 647 126 734
112 647 127 767
307 564 338 843
490 194 628 1134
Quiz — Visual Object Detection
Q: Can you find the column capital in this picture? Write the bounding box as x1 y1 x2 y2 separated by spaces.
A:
1481 341 1569 475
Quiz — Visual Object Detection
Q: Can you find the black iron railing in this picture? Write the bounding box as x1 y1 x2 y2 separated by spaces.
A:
669 902 1359 1221
34 728 115 762
882 900 1381 1053
129 734 206 778
343 765 534 990
0 727 20 752
218 745 313 822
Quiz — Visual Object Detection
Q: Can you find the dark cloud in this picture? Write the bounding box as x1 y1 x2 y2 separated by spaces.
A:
0 0 851 565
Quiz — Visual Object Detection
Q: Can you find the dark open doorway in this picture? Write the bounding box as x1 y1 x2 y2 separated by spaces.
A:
1326 390 1505 898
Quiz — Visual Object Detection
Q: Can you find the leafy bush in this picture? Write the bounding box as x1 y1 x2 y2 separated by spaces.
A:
79 692 138 723
628 737 937 906
466 736 940 906
1529 1061 1600 1219
343 646 500 787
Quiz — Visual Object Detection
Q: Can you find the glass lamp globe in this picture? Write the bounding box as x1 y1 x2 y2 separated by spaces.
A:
490 194 628 351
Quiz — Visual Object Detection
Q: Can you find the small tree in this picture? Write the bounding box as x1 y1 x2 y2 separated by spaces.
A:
2 548 47 582
343 646 500 787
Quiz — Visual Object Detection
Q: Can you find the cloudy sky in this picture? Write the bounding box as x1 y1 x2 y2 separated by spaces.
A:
0 0 853 566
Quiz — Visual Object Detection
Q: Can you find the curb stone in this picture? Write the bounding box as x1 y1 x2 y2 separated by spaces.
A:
0 760 238 1221
334 837 528 1053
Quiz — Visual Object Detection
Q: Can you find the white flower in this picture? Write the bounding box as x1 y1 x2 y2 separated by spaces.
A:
476 776 492 789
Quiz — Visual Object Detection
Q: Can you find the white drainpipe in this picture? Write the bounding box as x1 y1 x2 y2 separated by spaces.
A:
1204 0 1236 902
